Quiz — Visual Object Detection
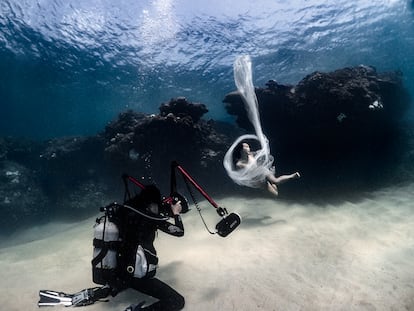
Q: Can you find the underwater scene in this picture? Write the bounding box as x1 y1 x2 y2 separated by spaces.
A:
1 0 414 310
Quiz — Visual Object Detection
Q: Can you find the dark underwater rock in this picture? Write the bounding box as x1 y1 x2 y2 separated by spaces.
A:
0 137 45 167
224 65 410 147
61 180 111 219
159 96 208 123
0 161 48 231
0 136 114 233
101 97 234 191
0 138 6 161
38 136 106 197
223 65 412 195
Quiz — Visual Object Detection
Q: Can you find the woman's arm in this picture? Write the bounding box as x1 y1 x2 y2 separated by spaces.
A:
236 160 247 169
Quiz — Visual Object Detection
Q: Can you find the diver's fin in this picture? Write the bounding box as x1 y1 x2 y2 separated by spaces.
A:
38 290 73 307
38 286 109 307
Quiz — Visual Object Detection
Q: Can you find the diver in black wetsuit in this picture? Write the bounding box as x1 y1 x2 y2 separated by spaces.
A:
115 184 185 311
38 167 240 309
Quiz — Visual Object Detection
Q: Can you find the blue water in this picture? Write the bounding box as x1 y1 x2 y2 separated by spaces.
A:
1 0 414 139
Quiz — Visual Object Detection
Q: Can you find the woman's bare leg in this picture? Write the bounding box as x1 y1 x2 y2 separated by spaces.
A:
267 172 300 185
266 180 279 196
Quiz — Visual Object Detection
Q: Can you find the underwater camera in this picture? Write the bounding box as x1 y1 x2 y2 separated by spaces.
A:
160 192 190 217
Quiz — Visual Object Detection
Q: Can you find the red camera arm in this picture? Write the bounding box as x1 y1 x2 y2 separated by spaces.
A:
171 161 227 216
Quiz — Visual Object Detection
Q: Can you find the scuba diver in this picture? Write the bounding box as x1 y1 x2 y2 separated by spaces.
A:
114 184 185 311
96 184 186 311
38 162 241 310
39 184 185 311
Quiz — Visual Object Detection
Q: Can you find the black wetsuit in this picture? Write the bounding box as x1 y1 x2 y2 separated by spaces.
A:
116 204 185 311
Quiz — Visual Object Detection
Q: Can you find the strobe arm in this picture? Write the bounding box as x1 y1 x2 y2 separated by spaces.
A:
171 161 221 213
171 161 241 237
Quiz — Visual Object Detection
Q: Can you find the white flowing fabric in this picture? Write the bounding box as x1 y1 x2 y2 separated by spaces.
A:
223 55 275 188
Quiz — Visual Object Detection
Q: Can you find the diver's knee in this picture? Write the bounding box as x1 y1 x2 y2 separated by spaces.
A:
178 295 185 309
174 294 185 310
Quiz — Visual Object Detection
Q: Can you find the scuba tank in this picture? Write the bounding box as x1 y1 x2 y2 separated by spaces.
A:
91 203 121 286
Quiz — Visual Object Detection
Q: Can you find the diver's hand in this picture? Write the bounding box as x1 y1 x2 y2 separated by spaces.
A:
171 201 182 215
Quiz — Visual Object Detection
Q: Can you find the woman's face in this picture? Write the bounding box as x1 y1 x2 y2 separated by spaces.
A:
242 143 251 154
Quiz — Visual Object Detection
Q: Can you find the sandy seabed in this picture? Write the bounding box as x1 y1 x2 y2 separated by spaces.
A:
1 183 414 311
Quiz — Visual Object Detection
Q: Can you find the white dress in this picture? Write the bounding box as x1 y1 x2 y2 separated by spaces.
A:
223 134 275 189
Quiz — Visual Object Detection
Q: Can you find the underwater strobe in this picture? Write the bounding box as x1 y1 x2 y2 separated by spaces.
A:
214 206 241 237
171 161 241 237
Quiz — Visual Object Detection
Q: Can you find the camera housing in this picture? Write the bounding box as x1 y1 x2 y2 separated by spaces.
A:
160 192 189 217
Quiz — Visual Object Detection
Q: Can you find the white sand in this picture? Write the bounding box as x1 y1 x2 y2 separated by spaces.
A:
1 183 414 311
